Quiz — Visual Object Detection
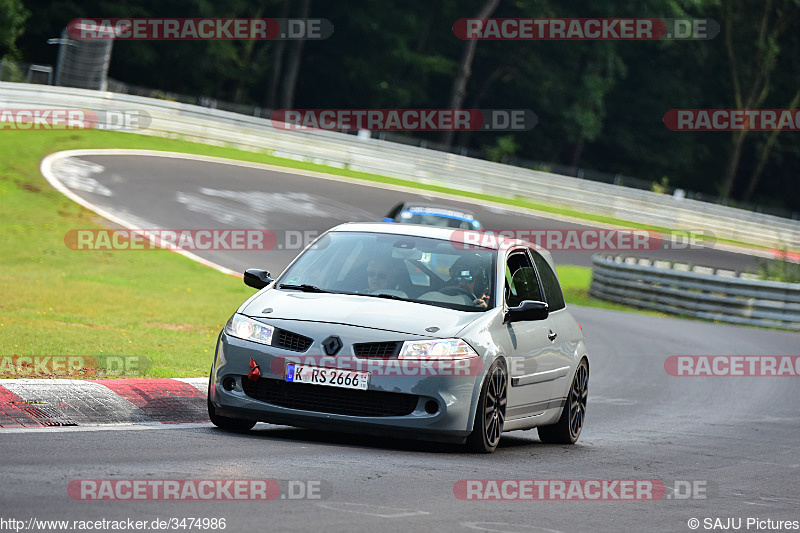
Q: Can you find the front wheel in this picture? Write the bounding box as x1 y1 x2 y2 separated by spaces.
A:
538 358 588 444
466 360 507 453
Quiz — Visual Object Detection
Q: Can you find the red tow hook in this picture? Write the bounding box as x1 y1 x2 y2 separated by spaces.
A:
247 358 262 381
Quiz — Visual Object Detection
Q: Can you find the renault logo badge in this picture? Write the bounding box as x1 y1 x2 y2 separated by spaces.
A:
322 335 343 356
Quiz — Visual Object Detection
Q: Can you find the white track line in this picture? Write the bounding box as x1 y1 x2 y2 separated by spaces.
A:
0 422 211 434
40 150 240 277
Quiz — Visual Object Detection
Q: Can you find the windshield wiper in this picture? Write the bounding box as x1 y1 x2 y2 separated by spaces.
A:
278 284 329 293
353 292 415 303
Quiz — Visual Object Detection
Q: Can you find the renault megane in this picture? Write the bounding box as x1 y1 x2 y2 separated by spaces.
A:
207 222 588 452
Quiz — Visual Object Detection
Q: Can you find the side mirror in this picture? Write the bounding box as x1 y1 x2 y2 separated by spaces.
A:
243 269 273 290
505 300 549 323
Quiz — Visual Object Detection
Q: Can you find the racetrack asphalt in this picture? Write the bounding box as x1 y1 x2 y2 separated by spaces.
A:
45 151 774 273
2 307 798 532
0 151 797 532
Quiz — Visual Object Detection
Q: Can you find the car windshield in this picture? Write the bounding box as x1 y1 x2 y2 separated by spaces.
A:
400 210 479 229
279 231 495 312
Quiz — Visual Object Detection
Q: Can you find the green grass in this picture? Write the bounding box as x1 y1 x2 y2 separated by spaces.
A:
555 265 662 314
0 130 257 378
753 257 800 283
0 129 681 377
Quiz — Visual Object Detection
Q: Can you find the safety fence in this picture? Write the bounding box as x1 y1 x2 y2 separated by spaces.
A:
590 254 800 330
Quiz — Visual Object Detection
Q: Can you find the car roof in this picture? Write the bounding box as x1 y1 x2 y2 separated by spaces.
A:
329 222 557 269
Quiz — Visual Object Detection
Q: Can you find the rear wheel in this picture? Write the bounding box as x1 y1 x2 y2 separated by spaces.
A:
207 374 256 432
466 360 507 453
538 359 588 444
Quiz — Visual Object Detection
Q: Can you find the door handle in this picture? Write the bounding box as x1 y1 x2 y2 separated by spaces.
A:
547 330 557 342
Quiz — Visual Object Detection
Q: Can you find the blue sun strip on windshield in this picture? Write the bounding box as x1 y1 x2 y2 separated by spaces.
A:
404 210 474 222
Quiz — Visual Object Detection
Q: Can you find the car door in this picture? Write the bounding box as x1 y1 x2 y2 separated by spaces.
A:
503 249 561 420
529 248 577 401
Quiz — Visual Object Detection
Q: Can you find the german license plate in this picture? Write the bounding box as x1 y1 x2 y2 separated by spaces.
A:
285 363 369 391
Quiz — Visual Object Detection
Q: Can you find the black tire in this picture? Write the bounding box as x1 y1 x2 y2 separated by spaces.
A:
538 358 588 444
207 374 256 432
466 359 507 453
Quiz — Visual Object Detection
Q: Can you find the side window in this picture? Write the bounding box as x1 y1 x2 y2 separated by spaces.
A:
505 251 542 307
530 250 566 311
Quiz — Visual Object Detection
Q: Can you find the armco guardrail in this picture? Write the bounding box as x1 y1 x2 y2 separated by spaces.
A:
1 82 798 250
590 254 800 330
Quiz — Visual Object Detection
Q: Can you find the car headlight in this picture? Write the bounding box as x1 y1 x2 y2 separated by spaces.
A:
398 338 478 360
224 314 274 345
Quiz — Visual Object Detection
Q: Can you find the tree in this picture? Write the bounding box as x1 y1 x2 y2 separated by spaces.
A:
743 88 800 202
279 0 310 109
0 0 30 59
440 0 501 148
265 0 289 109
719 0 800 200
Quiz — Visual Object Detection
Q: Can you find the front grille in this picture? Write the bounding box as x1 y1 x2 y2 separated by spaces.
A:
274 329 313 352
353 341 402 358
242 377 418 417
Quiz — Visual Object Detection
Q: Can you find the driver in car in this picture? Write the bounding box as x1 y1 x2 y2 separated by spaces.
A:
448 254 490 308
367 256 403 292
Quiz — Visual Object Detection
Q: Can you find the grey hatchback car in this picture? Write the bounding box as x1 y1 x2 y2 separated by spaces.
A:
208 222 589 452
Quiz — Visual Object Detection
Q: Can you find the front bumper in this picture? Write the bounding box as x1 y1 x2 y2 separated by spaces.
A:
209 328 483 442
